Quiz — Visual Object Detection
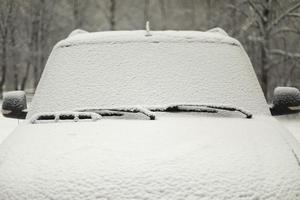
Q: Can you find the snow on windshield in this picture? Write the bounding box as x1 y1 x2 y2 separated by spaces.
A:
28 31 269 118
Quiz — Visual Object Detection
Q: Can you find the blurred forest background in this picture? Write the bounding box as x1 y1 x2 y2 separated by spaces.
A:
0 0 300 101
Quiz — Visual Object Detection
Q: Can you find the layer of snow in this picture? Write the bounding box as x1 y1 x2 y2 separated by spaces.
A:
68 29 89 38
276 113 300 142
58 30 239 47
0 114 18 144
0 114 300 199
148 103 253 118
206 27 229 36
273 87 300 107
0 99 28 144
2 91 27 112
29 31 269 118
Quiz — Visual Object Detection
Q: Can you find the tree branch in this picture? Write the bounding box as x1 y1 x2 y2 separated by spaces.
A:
287 12 300 18
269 49 300 59
268 2 300 31
271 27 300 36
246 0 265 22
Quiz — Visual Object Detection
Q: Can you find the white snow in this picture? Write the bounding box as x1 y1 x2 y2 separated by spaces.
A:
58 30 239 47
2 91 27 112
68 29 89 38
0 114 300 199
28 30 269 118
0 114 18 144
1 30 299 199
148 103 253 118
206 27 229 36
0 101 18 144
276 114 300 142
272 87 300 107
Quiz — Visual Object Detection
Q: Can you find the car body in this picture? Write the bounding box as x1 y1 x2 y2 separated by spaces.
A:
0 30 300 200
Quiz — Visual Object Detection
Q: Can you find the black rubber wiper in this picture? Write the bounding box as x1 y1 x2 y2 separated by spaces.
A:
78 106 156 120
148 103 252 119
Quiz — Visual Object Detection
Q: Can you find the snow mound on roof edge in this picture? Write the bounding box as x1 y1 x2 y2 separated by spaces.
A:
56 30 240 48
68 29 89 38
207 27 228 36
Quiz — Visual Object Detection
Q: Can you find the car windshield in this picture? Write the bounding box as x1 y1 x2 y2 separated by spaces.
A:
28 31 269 118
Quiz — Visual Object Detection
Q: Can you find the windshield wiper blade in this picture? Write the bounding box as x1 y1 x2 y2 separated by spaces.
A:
78 106 156 120
149 103 252 119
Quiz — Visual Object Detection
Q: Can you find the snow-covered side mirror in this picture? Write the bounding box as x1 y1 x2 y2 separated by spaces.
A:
270 87 300 115
1 91 27 119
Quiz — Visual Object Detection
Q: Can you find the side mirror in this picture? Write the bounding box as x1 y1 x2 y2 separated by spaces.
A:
1 91 27 119
270 87 300 115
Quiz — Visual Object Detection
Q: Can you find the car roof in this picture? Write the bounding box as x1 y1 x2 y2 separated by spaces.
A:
56 29 240 48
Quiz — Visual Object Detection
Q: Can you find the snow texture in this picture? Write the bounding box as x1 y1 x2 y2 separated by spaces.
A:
68 29 89 38
206 27 229 36
79 106 156 120
273 87 300 107
28 30 269 118
2 91 27 113
148 103 253 118
276 113 300 142
0 114 300 199
59 30 238 47
0 114 18 144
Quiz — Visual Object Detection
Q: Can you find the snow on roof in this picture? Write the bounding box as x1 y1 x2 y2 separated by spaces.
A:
57 29 240 48
67 29 89 38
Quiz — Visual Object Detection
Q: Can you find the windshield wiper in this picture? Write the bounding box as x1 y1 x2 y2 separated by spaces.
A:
78 106 156 120
148 103 252 119
77 104 252 120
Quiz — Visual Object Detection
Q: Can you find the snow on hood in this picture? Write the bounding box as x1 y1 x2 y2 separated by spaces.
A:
0 114 300 199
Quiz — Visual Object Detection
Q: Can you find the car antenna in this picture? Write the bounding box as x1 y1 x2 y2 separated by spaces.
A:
145 21 152 36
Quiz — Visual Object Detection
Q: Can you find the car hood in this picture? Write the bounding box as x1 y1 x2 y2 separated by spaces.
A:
0 114 300 200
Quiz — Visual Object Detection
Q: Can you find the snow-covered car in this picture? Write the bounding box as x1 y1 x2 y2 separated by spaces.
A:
1 29 300 200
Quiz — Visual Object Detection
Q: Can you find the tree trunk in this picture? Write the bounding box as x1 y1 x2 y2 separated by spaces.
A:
260 0 271 100
11 26 19 90
144 0 150 25
13 65 19 90
159 0 167 30
110 0 116 30
261 45 269 98
73 0 82 27
0 38 7 98
21 62 30 90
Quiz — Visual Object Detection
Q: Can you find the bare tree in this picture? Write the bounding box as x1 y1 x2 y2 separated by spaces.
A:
144 0 150 25
158 0 167 30
20 0 55 89
109 0 116 30
231 0 300 99
0 0 299 99
0 0 15 98
69 0 89 28
72 0 82 27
